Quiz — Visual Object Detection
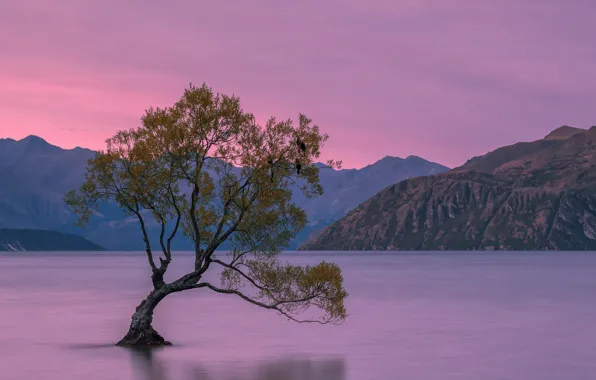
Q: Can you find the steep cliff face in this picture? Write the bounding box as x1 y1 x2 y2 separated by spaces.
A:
301 126 596 251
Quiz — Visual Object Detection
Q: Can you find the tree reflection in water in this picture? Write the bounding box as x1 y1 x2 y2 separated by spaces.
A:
130 348 345 380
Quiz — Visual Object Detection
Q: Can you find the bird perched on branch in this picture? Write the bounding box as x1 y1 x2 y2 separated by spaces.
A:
296 137 306 153
295 137 306 175
267 156 274 182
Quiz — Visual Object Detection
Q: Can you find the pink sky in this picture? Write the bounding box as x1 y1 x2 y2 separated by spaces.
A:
1 0 595 168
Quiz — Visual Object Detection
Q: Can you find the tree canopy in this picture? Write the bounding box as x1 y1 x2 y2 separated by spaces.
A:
65 83 347 326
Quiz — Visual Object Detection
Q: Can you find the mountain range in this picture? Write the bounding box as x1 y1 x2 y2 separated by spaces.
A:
0 135 448 250
0 228 104 251
301 126 596 251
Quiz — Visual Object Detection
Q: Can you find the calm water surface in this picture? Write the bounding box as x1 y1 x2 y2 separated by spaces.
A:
2 251 596 380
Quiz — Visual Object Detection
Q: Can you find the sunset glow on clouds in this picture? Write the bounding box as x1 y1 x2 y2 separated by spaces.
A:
1 0 595 168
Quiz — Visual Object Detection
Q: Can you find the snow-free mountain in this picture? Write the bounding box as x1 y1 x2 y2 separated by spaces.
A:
0 228 104 251
0 135 448 250
302 126 596 251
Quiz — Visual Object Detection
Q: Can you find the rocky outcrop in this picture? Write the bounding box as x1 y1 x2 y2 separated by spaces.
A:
301 126 596 251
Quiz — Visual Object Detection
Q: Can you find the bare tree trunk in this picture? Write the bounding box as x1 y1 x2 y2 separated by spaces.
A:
116 286 172 347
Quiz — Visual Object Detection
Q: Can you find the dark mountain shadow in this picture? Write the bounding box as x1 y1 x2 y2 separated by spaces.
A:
129 348 345 380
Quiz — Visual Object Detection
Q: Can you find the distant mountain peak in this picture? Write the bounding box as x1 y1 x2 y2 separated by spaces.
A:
544 125 585 141
314 162 331 169
18 135 53 149
379 155 403 161
378 155 434 163
405 155 427 161
72 146 94 153
20 135 47 143
367 155 403 166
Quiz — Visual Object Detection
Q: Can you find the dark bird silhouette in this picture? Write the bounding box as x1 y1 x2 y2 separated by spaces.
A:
267 157 274 182
295 159 302 175
296 138 306 153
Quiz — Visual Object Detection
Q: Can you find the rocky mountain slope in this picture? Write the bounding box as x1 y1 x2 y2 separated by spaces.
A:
291 155 448 245
0 135 448 250
301 126 596 251
0 228 104 251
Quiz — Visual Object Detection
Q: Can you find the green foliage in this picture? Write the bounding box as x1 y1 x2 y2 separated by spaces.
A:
220 257 347 323
65 83 347 324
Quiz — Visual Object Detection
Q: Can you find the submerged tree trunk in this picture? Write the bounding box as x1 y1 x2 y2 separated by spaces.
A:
116 286 172 347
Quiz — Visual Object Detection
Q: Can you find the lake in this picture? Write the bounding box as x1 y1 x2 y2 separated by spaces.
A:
2 251 596 379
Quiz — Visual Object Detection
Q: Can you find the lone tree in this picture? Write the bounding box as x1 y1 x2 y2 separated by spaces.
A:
65 83 348 347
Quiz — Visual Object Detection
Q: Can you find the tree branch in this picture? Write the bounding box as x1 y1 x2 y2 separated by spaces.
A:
166 183 181 257
195 176 253 270
192 282 331 324
131 204 158 273
211 259 271 292
190 182 202 263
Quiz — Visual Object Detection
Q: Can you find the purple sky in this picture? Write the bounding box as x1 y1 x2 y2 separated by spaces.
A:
1 0 595 168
